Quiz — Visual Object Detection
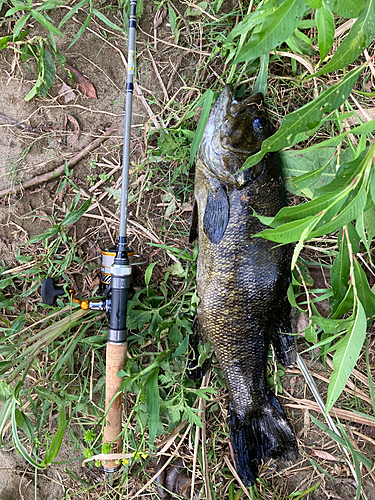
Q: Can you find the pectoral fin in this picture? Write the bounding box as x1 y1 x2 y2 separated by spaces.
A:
203 187 229 244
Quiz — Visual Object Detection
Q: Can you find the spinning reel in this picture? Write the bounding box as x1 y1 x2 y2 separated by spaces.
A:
41 247 134 315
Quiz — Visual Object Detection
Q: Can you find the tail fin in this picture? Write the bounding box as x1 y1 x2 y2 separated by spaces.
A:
228 393 298 486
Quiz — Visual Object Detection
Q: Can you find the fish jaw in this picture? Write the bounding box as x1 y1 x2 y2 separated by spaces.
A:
198 86 275 188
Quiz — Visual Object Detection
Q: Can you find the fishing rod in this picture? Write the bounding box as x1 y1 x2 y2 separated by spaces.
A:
41 0 138 473
101 0 137 472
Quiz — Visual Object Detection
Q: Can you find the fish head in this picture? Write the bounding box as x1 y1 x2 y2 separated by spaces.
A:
200 85 274 187
220 89 273 154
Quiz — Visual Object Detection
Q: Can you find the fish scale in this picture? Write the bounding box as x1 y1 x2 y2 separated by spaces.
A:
189 85 298 485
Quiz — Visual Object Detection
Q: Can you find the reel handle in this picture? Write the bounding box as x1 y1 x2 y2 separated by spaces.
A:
41 278 66 306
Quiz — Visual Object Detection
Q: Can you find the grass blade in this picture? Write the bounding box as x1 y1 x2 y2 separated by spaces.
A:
146 368 159 448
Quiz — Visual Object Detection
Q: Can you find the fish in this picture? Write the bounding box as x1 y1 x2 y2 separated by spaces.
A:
189 85 298 486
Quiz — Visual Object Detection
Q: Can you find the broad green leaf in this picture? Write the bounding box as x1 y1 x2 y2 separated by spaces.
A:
190 89 214 165
6 4 28 16
305 0 322 7
326 300 367 413
353 259 375 320
61 199 91 226
0 36 8 49
234 0 305 63
339 223 360 254
313 0 375 76
241 63 366 170
144 261 159 286
300 119 375 154
330 285 354 319
286 32 316 56
41 406 66 466
265 190 347 226
146 368 159 447
283 148 337 197
40 48 55 95
316 3 335 61
310 315 353 335
168 325 182 346
330 231 350 304
30 9 63 36
13 14 30 39
314 153 365 195
12 402 45 469
15 408 35 443
304 321 317 343
228 7 274 41
326 0 365 18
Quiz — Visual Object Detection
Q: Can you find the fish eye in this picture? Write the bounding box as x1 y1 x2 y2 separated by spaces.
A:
252 117 263 132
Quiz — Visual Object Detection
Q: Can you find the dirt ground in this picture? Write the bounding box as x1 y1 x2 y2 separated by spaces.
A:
0 1 375 499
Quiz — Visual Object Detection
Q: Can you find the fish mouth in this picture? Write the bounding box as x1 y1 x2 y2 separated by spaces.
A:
229 91 264 118
214 85 264 121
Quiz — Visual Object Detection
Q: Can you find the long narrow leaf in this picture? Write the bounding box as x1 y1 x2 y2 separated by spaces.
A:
30 9 63 36
41 406 66 466
310 415 374 470
12 401 45 469
315 2 334 61
326 301 367 413
313 0 375 76
234 0 305 63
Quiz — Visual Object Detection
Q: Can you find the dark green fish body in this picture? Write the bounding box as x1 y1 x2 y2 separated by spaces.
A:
190 86 298 485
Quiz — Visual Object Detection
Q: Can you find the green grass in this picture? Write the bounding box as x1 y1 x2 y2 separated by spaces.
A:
0 0 375 498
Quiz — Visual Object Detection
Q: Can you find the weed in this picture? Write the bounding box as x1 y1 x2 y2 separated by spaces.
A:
0 0 375 498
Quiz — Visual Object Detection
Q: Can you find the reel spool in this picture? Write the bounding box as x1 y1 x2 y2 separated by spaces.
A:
99 247 134 295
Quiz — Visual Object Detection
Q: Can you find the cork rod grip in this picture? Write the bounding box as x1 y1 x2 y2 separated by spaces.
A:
102 342 127 472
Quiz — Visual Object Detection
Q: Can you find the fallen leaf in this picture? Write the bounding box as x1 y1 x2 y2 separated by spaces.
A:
311 449 339 461
57 83 75 103
66 64 97 99
154 8 167 29
63 114 80 147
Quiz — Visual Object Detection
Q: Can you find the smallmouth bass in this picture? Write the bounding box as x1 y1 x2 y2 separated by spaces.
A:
189 85 298 485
